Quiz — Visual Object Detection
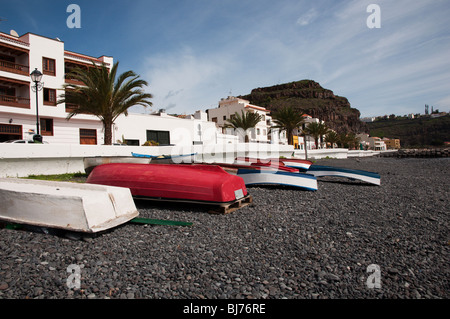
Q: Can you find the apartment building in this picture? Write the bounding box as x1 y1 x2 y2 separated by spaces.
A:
206 96 287 144
0 30 112 144
357 133 387 151
383 138 401 149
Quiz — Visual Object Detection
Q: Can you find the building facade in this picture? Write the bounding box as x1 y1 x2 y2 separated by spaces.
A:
113 110 238 147
383 138 401 149
0 30 113 144
357 133 388 151
206 96 287 144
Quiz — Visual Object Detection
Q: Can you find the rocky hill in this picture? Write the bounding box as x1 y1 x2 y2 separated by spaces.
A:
239 80 368 134
367 115 450 148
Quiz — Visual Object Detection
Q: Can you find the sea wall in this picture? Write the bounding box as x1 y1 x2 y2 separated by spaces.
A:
0 143 295 177
395 148 450 158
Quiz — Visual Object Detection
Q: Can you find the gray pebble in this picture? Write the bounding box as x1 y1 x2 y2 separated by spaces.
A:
0 157 448 299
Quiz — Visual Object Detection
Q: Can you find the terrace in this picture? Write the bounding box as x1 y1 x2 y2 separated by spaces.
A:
0 77 30 109
0 41 30 76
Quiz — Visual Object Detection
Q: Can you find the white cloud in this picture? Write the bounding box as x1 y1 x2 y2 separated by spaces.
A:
137 47 236 114
127 0 450 118
296 8 318 26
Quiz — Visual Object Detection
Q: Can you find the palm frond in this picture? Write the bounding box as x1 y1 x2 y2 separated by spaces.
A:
57 60 153 144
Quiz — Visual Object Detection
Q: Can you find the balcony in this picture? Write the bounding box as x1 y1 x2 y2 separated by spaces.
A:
0 59 29 76
0 76 30 109
64 75 85 86
0 94 30 108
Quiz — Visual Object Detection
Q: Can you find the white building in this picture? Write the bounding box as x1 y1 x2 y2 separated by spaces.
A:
298 114 327 150
113 110 238 147
0 30 234 147
357 133 387 151
206 96 287 144
0 30 114 144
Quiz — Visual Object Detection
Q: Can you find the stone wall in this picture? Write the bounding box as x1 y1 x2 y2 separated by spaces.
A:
380 148 450 158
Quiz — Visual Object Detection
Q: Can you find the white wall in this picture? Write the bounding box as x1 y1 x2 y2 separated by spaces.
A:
207 97 271 143
0 143 296 177
113 112 220 146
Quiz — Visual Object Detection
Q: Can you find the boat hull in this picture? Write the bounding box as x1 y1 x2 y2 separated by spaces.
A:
132 152 197 164
278 158 313 170
304 165 381 186
84 156 150 175
235 157 312 170
237 169 318 191
0 178 139 233
86 163 249 204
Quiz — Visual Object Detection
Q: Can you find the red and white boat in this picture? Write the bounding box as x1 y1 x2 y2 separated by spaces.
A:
214 159 317 191
86 163 252 208
235 157 313 170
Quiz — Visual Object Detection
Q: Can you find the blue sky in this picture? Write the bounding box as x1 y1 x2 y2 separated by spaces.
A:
1 0 449 117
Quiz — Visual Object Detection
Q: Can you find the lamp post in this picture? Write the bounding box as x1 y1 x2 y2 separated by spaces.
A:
30 68 43 142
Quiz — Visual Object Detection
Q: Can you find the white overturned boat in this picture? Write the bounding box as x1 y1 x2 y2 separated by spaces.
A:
236 168 318 191
300 165 381 186
0 178 139 233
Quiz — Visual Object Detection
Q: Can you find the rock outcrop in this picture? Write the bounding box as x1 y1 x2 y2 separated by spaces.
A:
239 80 368 134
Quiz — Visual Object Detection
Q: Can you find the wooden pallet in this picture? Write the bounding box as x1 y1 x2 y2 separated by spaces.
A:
208 195 253 215
133 194 253 215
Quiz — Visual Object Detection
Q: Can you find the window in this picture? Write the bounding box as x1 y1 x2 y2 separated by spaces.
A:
223 115 227 120
211 117 218 123
0 124 22 142
80 128 97 145
40 118 53 136
43 57 56 76
0 86 15 97
124 139 139 146
146 130 170 145
43 88 56 106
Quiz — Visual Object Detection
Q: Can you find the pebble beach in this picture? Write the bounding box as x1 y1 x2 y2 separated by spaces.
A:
0 157 448 300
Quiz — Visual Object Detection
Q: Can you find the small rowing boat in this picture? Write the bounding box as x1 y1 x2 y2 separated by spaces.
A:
0 178 139 233
86 163 252 213
84 156 150 175
236 168 318 191
235 157 312 170
302 165 381 186
131 152 197 163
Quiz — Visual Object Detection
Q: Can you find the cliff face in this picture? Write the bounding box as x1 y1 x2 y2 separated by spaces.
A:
239 80 368 134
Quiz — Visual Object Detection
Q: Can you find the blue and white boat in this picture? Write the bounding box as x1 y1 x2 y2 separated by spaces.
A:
236 168 318 191
301 165 381 186
131 152 197 163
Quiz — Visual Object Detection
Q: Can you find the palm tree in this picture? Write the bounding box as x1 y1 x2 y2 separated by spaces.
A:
337 132 350 148
58 61 153 145
337 131 360 149
271 106 305 145
225 110 262 142
325 130 339 148
304 122 329 149
346 132 360 150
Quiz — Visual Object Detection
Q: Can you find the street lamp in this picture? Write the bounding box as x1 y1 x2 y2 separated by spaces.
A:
30 68 43 142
